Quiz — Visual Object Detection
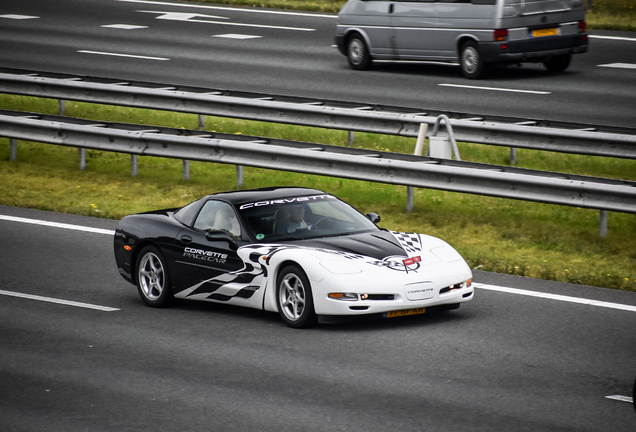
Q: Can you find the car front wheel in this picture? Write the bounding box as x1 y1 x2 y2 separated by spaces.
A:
460 41 488 79
346 34 372 71
276 265 316 328
136 245 174 307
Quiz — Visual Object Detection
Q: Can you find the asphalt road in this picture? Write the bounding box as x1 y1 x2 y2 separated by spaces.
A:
1 205 635 431
0 0 635 128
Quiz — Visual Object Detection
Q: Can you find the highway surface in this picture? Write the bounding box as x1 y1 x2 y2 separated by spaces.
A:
1 205 635 431
0 0 635 128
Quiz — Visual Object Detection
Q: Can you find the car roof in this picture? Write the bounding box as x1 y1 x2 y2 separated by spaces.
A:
206 187 327 206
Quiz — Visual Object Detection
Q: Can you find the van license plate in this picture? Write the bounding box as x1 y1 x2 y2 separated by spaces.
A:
531 28 558 37
384 308 426 318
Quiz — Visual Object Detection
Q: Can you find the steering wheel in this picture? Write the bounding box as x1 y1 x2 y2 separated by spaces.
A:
312 217 336 229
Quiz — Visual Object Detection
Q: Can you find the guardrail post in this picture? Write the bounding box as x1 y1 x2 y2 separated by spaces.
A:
510 147 517 165
198 114 205 130
407 123 429 212
131 155 138 177
10 138 17 161
348 131 354 146
79 148 86 170
600 210 608 237
183 159 190 181
59 99 65 116
237 165 243 189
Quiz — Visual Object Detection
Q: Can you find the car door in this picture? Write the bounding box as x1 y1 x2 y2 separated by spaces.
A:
344 0 395 58
172 200 246 299
390 0 438 59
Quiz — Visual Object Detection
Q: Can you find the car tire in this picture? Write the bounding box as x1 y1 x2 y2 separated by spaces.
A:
346 34 372 71
136 245 174 307
543 54 571 72
276 265 317 328
460 41 488 79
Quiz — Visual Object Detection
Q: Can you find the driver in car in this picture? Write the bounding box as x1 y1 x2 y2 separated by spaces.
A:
277 205 308 233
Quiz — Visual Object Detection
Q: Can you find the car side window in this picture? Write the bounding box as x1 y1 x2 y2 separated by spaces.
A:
193 201 241 237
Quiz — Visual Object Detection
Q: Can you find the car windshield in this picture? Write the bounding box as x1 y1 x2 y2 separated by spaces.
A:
237 193 379 242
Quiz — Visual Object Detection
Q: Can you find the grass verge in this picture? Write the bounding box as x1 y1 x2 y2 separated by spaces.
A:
1 94 635 292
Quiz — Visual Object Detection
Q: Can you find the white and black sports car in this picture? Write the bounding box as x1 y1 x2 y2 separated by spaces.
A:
114 187 474 327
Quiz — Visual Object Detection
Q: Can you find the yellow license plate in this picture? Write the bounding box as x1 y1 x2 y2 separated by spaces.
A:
384 307 426 318
531 28 558 37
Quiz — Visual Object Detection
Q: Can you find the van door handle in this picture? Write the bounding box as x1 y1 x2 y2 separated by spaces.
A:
389 3 394 13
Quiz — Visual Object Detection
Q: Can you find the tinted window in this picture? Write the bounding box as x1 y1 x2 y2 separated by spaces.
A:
238 194 379 242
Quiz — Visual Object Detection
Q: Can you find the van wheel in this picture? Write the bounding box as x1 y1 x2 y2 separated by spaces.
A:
460 41 487 79
347 34 372 70
543 54 571 72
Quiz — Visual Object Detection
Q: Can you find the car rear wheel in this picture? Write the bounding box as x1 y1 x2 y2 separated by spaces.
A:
276 265 316 328
347 34 372 71
460 41 488 79
543 54 571 72
136 245 174 307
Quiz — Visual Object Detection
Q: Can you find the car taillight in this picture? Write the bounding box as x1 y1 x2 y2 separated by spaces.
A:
578 20 586 32
494 29 508 42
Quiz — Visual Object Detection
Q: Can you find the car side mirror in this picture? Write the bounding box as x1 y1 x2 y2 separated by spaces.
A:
366 212 381 224
205 230 238 249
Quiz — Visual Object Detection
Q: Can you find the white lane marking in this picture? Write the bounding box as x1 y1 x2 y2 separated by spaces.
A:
3 215 636 313
77 50 169 60
0 215 115 235
117 0 336 18
0 290 119 311
213 34 262 40
0 14 39 20
150 11 228 21
598 63 636 69
605 395 634 403
439 84 551 95
139 10 315 31
101 24 149 29
474 283 636 313
589 35 636 42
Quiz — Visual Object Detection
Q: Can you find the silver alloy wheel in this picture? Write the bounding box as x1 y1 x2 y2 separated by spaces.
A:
138 252 165 301
348 38 365 66
461 45 479 75
278 272 306 322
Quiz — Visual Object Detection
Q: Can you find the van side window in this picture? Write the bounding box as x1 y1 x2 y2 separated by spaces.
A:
471 0 496 4
438 0 471 3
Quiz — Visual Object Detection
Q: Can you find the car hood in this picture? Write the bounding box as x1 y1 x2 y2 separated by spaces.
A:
280 230 406 260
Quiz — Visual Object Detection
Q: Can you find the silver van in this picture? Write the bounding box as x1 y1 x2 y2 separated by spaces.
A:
335 0 588 78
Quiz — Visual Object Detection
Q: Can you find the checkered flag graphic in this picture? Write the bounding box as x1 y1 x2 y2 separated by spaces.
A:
391 231 422 255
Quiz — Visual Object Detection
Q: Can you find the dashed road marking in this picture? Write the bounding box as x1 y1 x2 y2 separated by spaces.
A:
0 215 114 235
0 14 39 20
101 24 149 29
78 50 169 60
213 33 262 40
598 63 636 69
439 83 551 95
0 289 119 311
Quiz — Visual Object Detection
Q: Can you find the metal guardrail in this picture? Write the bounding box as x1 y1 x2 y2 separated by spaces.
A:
2 110 636 215
1 68 636 159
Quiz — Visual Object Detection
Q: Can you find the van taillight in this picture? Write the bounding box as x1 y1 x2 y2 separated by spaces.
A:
578 20 586 32
494 29 508 42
